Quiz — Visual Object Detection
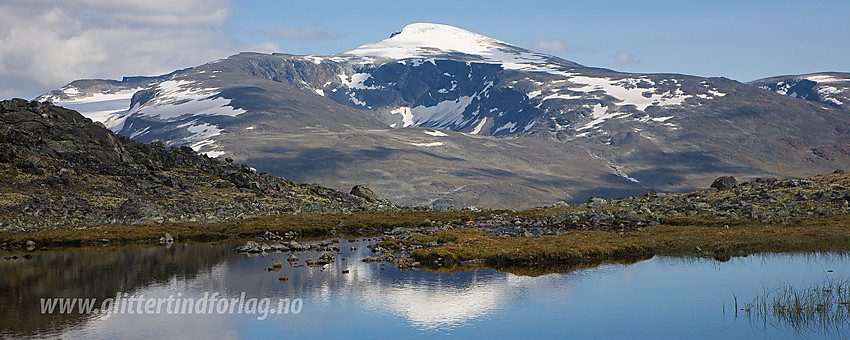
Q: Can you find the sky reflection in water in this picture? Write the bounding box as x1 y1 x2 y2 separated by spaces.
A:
2 239 849 339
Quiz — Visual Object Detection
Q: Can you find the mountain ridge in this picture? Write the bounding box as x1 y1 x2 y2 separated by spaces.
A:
748 72 850 110
35 23 850 209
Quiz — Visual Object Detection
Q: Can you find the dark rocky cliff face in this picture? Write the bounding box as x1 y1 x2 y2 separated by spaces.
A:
0 99 395 230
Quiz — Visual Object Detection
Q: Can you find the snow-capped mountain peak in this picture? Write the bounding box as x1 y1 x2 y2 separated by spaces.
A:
344 23 509 59
336 23 556 68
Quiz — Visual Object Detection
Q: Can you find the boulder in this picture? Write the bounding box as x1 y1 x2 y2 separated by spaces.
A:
159 233 173 245
350 185 378 202
58 168 73 185
587 197 606 205
263 231 281 240
288 241 304 251
710 176 737 190
236 241 261 253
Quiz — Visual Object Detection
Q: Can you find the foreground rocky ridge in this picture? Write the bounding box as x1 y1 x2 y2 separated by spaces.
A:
0 99 399 231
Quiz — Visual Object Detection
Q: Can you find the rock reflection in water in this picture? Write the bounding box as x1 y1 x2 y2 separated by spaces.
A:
0 242 232 338
3 240 850 339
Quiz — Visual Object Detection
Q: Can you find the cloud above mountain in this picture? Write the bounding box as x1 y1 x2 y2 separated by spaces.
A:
529 40 591 57
0 0 278 99
615 51 639 65
532 40 572 54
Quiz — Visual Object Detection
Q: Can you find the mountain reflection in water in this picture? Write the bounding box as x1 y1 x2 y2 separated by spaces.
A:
2 239 849 339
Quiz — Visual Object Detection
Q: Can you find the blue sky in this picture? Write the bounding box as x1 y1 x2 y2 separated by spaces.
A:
1 0 847 99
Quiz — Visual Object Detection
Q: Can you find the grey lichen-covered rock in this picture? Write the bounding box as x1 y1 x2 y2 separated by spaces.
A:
587 197 607 205
113 198 161 222
350 185 379 202
710 176 737 190
288 241 303 251
236 241 261 253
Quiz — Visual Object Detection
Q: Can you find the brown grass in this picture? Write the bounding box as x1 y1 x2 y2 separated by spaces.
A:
411 214 850 268
0 210 489 247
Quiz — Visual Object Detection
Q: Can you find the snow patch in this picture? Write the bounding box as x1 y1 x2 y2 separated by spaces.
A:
348 92 366 106
37 87 147 131
493 121 517 134
471 117 488 135
339 73 382 90
391 107 415 127
540 93 581 102
179 122 225 157
410 96 473 128
303 56 324 65
424 130 448 137
131 80 245 120
806 75 843 83
44 87 141 105
569 76 692 111
578 104 629 130
707 89 726 97
408 142 444 147
825 97 844 106
129 126 150 139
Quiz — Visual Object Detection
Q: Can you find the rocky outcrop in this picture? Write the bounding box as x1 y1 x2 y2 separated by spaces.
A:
0 99 400 230
372 172 850 245
350 185 379 202
710 176 737 190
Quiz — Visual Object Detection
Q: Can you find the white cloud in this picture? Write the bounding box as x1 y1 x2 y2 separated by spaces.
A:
0 1 274 99
531 40 573 54
263 25 342 41
615 51 639 64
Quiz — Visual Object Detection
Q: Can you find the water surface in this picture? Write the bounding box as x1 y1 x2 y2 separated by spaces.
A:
2 239 848 339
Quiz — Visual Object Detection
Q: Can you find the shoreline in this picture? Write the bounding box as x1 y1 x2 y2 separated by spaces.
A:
3 172 849 272
3 210 849 273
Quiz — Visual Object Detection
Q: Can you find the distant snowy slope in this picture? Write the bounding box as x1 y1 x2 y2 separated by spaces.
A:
749 72 850 110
